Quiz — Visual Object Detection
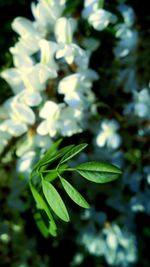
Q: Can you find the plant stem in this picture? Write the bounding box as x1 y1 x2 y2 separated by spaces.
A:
98 0 104 9
42 167 76 173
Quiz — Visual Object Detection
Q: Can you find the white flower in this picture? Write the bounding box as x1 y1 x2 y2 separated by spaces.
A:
54 17 90 69
16 133 34 157
55 17 80 65
55 17 76 44
0 96 36 137
10 37 39 56
1 61 57 97
103 225 137 265
1 68 24 95
11 17 42 55
58 72 97 108
117 4 135 27
17 151 36 173
56 43 90 67
0 120 28 137
82 0 117 31
58 74 83 107
106 232 118 250
35 134 53 150
134 88 150 118
96 119 121 149
12 53 34 70
88 9 115 31
37 101 61 137
82 0 99 18
125 88 150 119
39 39 58 75
114 26 138 58
21 63 57 92
12 17 40 38
31 0 66 32
58 106 83 136
15 91 42 107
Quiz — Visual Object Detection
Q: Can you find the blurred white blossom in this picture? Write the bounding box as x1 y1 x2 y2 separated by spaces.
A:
80 224 137 266
0 96 36 137
96 119 121 149
37 101 61 137
124 88 150 119
82 0 117 31
113 4 138 58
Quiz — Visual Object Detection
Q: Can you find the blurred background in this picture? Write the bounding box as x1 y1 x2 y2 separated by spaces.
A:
0 0 150 266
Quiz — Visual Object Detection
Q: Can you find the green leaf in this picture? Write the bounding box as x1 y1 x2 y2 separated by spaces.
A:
76 161 122 183
34 211 57 237
30 183 57 236
42 180 70 222
38 144 75 172
44 170 58 182
59 143 88 165
60 177 90 209
63 0 81 15
32 139 63 172
48 221 58 237
34 211 49 238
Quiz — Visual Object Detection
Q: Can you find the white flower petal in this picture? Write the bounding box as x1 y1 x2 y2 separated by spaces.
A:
55 17 76 44
88 9 111 31
64 92 82 108
82 0 98 18
135 103 148 117
17 91 42 107
35 134 53 149
13 53 34 69
96 131 107 147
58 107 82 136
32 0 66 30
1 68 23 94
21 65 48 92
16 136 34 157
109 120 120 131
108 134 121 149
1 120 28 137
40 40 58 69
12 17 39 38
37 120 49 136
48 122 57 137
56 44 75 64
11 102 36 125
58 74 80 94
10 36 40 55
17 151 36 173
39 101 60 119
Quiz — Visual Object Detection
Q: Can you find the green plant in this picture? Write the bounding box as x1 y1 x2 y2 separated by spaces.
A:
29 140 122 237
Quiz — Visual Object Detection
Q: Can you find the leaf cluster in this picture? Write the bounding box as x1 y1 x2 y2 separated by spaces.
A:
29 140 122 237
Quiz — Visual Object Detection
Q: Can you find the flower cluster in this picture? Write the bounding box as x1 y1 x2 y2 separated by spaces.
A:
82 0 117 31
0 0 98 171
78 208 137 266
